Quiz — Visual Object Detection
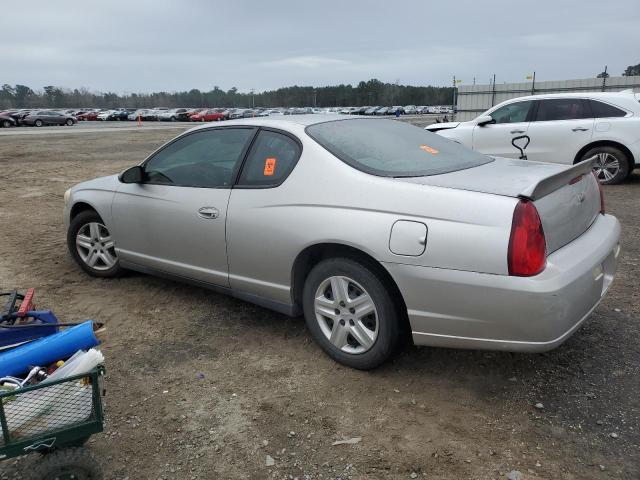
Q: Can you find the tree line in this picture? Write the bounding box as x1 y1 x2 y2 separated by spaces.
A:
0 79 453 110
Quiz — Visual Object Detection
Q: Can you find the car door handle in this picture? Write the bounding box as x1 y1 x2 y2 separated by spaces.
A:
197 207 219 219
510 129 525 134
572 127 589 132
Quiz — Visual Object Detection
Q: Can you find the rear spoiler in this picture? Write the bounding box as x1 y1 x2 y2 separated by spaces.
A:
519 156 596 200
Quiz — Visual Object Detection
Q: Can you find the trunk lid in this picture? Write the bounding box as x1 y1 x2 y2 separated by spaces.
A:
398 156 600 253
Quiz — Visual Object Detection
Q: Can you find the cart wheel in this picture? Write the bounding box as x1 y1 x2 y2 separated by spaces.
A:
28 447 102 480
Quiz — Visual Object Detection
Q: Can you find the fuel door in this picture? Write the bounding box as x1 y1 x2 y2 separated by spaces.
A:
389 220 428 256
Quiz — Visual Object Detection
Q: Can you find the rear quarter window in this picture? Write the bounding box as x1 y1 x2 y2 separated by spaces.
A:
590 100 627 118
306 118 492 177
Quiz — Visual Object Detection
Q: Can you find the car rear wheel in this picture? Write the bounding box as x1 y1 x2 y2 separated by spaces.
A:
67 210 123 278
583 146 630 185
302 258 401 369
34 119 43 127
1 120 11 128
66 118 74 126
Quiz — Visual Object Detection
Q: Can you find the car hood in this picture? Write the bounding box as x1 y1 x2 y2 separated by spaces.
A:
72 174 120 194
425 122 460 131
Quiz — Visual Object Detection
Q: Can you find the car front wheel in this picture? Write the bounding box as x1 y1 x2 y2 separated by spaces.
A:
583 145 630 185
302 258 401 369
34 119 43 127
67 210 123 278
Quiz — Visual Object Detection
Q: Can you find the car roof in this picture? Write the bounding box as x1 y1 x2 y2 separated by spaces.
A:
500 91 637 102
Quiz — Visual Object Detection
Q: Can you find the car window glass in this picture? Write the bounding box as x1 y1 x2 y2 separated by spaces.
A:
307 119 492 177
489 101 532 124
590 100 626 118
144 128 254 188
534 99 591 121
237 130 301 186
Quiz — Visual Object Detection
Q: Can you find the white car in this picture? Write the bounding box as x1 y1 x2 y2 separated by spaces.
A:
96 110 114 121
426 92 640 184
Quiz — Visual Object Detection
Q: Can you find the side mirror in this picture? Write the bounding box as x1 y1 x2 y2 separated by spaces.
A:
119 165 144 183
476 115 494 126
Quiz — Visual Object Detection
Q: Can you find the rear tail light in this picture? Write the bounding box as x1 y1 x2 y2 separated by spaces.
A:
508 200 546 276
593 171 605 214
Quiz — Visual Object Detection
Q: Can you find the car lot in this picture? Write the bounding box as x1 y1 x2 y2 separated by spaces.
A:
0 126 638 479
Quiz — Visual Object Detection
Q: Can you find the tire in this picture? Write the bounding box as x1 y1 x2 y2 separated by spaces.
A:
302 257 402 370
27 447 102 480
34 119 43 127
1 120 11 128
66 118 74 126
582 145 630 185
67 210 123 278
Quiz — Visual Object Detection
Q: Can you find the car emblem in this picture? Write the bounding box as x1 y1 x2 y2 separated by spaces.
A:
576 193 585 203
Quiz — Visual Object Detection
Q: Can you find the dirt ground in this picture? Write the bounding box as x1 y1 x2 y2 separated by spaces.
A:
0 126 638 480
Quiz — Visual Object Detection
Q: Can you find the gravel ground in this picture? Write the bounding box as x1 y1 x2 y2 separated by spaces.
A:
0 127 637 479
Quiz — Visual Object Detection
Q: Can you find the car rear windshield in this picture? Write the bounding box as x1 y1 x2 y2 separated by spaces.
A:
306 118 492 177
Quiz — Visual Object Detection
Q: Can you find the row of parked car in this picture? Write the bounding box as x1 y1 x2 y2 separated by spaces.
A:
0 109 78 127
0 104 452 127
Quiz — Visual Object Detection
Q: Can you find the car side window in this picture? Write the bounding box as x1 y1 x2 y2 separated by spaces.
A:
489 101 533 124
590 100 627 118
237 130 302 187
534 99 591 121
143 128 254 188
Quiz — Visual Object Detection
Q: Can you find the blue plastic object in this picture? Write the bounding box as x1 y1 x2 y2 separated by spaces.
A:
0 321 99 377
0 310 60 350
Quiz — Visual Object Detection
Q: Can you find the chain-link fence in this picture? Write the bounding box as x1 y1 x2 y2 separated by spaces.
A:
455 76 640 121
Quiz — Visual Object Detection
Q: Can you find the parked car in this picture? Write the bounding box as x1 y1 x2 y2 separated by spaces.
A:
158 108 191 122
22 111 77 127
364 106 380 115
426 92 640 184
191 109 225 122
387 106 405 116
0 114 16 128
77 110 100 121
64 115 620 369
374 107 389 116
404 105 418 115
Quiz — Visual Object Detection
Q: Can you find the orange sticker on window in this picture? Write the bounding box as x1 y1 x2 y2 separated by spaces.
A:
420 145 439 154
264 157 276 176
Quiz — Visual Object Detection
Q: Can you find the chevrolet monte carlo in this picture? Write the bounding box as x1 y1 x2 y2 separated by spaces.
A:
64 116 621 369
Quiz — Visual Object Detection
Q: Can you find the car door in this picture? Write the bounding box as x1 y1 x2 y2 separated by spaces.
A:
524 98 594 164
472 100 534 158
38 112 54 125
226 128 303 305
111 127 257 287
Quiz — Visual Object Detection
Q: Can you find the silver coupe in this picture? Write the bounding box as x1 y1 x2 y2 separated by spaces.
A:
64 116 621 369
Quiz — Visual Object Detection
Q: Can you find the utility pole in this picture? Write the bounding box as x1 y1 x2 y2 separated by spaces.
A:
601 65 608 91
490 73 496 107
452 75 456 114
531 71 536 95
250 88 255 108
313 89 317 108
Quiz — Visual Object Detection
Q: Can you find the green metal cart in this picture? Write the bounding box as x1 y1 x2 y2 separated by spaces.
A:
0 367 105 479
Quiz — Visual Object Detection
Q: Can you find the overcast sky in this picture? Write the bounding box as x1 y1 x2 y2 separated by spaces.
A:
2 0 638 93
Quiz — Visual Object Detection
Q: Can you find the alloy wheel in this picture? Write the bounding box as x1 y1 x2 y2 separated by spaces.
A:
75 222 117 271
314 276 378 354
593 152 620 182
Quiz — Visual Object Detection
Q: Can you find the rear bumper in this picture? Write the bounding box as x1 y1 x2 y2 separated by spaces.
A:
384 213 621 352
629 139 640 167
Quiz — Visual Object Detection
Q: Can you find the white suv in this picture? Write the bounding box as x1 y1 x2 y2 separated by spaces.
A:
426 92 640 184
